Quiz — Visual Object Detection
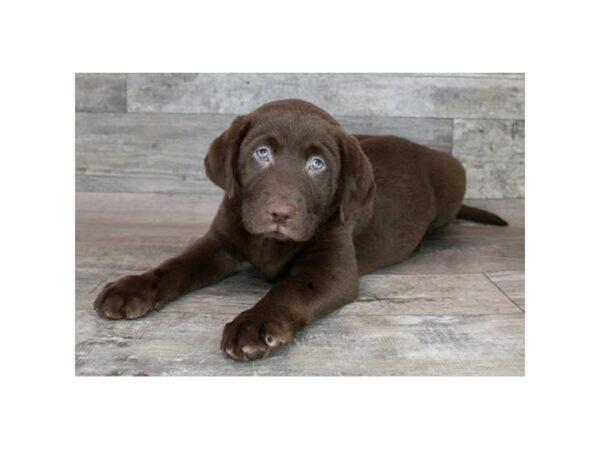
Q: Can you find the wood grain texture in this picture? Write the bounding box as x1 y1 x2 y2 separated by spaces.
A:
75 74 127 113
76 310 524 376
127 73 524 119
76 113 454 194
76 112 233 195
76 73 525 199
75 193 524 375
453 119 525 198
76 191 219 236
340 116 453 152
418 73 524 79
486 271 525 310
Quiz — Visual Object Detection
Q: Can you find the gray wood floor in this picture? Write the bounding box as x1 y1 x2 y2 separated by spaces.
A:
75 194 524 376
76 73 524 199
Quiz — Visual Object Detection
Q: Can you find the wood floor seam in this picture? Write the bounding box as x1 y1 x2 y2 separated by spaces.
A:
483 272 525 312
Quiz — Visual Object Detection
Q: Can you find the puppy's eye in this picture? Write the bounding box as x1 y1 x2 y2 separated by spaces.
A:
307 156 326 172
254 146 271 160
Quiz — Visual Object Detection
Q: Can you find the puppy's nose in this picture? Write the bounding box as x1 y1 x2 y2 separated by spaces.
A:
267 203 295 225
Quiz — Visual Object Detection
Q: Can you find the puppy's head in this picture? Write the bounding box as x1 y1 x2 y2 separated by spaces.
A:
205 99 374 242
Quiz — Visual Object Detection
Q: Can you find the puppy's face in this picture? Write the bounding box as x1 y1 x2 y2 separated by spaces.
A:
236 113 341 241
205 99 375 242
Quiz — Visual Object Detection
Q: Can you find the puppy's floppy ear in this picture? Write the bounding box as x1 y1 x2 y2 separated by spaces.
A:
338 133 376 223
204 115 251 199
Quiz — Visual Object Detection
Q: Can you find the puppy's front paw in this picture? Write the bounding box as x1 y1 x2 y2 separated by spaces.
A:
94 274 158 320
220 308 296 361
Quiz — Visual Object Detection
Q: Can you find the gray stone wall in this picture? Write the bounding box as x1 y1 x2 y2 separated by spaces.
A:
76 73 524 198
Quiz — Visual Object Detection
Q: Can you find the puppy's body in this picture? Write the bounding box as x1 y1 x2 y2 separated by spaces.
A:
354 135 467 274
94 99 507 361
211 135 465 279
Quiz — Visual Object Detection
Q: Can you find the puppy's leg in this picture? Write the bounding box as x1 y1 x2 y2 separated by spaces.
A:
94 232 241 319
221 234 359 361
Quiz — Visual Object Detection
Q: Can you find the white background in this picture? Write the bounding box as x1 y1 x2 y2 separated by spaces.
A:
1 0 599 449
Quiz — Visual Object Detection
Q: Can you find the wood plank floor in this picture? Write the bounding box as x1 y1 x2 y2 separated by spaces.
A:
75 193 524 376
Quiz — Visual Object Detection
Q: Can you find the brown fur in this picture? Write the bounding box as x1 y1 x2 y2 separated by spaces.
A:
94 99 507 361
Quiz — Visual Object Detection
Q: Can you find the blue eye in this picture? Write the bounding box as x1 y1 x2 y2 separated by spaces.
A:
308 157 326 171
254 146 271 160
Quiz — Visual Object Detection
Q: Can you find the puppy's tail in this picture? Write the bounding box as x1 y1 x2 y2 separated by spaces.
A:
457 204 508 226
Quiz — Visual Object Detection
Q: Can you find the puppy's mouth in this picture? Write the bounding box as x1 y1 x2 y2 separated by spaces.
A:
263 224 302 241
241 213 315 242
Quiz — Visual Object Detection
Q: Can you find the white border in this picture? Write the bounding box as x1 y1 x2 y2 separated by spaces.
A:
2 0 599 449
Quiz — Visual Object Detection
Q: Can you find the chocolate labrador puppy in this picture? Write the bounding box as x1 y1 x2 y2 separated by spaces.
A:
94 99 507 361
